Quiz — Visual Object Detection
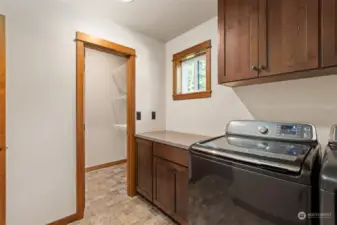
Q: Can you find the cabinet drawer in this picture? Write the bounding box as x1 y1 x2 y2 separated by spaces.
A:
153 142 189 167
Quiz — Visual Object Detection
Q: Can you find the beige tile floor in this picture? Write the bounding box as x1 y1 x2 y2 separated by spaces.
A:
70 163 176 225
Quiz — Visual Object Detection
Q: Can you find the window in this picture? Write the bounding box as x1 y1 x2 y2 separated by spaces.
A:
173 40 211 100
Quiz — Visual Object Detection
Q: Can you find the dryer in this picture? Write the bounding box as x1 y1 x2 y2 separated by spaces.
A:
320 125 337 225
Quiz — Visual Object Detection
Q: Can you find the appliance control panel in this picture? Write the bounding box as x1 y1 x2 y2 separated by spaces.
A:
226 120 317 142
329 125 337 144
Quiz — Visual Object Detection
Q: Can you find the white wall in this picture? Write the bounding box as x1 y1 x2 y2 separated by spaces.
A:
165 16 337 145
4 1 165 224
85 48 127 168
234 76 337 146
0 1 4 15
165 17 254 136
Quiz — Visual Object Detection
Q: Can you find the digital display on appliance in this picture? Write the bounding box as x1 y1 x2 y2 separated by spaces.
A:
280 125 297 135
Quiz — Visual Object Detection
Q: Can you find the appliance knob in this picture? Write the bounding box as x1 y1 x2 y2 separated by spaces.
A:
258 126 269 134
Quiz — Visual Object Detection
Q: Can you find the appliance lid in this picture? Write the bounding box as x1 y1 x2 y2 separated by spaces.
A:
192 135 313 173
226 120 317 142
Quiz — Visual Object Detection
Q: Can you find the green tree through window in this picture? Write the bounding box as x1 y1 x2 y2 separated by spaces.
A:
198 60 206 90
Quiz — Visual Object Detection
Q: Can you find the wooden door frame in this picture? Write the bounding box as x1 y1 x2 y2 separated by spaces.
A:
75 32 136 219
0 15 6 225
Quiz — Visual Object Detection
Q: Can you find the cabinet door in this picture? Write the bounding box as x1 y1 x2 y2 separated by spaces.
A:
218 0 259 83
322 0 337 67
259 0 319 76
173 164 189 225
153 157 175 215
136 138 153 201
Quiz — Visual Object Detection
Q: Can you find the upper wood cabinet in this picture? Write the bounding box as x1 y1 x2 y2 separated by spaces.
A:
218 0 335 86
218 0 259 83
259 0 319 76
322 0 337 67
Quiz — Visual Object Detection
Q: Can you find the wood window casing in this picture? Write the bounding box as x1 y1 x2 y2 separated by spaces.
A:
172 40 212 101
0 14 5 225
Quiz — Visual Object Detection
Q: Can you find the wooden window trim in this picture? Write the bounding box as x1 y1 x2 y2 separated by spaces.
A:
172 40 212 101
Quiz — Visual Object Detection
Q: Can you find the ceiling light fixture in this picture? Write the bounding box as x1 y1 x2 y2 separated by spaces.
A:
121 0 135 3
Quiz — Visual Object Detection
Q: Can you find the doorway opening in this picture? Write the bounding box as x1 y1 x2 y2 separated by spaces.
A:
0 14 6 225
75 32 136 220
84 47 127 171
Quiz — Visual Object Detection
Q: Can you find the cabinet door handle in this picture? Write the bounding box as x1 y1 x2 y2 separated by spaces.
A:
251 65 259 71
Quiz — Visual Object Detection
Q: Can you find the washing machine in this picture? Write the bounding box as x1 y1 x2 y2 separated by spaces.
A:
189 120 321 225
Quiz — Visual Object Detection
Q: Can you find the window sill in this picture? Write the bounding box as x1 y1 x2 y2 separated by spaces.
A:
172 90 212 101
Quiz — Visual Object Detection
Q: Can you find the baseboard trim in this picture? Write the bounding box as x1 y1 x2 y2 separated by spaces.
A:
47 213 80 225
85 159 127 172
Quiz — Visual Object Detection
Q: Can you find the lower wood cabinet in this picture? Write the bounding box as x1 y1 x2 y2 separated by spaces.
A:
136 138 153 201
153 157 175 215
153 157 188 225
173 163 188 224
136 138 189 225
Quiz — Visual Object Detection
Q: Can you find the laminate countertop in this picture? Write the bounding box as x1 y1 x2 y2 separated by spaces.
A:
135 130 211 150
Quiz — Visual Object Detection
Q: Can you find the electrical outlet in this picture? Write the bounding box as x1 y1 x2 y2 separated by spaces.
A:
136 111 141 120
152 111 156 120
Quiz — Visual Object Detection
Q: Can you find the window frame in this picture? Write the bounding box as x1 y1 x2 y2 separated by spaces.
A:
172 40 212 101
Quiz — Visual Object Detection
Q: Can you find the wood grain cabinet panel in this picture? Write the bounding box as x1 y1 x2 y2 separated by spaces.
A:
258 0 319 76
136 139 153 201
322 0 337 67
173 164 189 225
136 138 189 225
218 0 328 86
219 0 259 83
153 157 175 215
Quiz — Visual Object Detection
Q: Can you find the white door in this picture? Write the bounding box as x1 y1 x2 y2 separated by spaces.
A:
84 48 127 168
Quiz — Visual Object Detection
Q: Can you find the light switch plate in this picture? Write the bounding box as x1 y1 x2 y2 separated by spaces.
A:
136 112 141 120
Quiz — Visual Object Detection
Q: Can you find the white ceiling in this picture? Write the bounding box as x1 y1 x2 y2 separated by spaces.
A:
69 0 218 42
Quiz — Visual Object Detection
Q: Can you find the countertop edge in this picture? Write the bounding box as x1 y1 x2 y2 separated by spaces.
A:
135 131 211 150
135 134 191 150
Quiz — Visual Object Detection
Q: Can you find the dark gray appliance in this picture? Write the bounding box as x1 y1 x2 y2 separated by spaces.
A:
189 120 321 225
320 125 337 225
